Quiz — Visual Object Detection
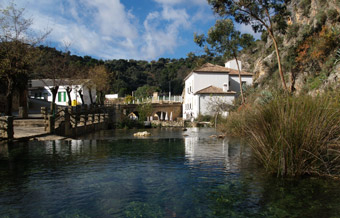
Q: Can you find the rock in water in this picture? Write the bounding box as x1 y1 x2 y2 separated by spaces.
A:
133 131 151 137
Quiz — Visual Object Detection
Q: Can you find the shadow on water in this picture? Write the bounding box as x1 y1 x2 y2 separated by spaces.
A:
0 128 340 217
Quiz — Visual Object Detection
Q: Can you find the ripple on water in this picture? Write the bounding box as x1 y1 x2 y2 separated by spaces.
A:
1 128 340 217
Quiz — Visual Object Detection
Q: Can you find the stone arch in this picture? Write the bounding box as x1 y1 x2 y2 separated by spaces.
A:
128 111 139 120
152 111 169 121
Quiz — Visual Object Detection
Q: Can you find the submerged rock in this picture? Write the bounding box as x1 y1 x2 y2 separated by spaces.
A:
133 131 151 137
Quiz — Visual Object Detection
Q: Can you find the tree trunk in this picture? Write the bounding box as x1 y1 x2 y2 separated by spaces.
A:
78 89 85 105
99 91 105 105
88 88 93 105
5 78 14 116
290 71 296 93
19 88 28 118
234 55 245 104
268 30 288 91
214 112 218 130
50 86 59 115
66 86 72 106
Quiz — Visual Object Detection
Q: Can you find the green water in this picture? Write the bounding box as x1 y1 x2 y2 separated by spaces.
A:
0 128 340 217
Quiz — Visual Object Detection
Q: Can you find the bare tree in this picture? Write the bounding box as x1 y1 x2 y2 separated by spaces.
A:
35 44 72 113
207 95 233 129
0 2 50 115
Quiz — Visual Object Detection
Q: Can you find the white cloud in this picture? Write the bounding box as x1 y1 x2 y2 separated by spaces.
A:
84 0 138 39
6 0 219 60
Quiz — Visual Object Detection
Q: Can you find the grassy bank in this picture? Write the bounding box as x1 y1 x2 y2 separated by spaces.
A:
219 91 340 177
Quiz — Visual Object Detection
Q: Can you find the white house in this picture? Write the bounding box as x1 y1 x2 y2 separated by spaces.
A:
29 79 96 106
183 60 253 120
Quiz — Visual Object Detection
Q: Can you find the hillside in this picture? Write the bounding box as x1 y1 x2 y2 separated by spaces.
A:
240 0 340 96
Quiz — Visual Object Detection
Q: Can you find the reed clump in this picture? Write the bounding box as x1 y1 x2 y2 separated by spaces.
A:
221 91 340 177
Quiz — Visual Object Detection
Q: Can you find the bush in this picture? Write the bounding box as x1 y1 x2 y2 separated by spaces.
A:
318 0 327 6
299 0 311 16
117 117 144 129
286 24 300 40
196 114 213 122
307 73 327 90
245 92 340 177
327 9 339 22
315 11 327 29
218 110 249 137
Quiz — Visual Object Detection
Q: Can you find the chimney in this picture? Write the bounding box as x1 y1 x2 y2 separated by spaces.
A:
223 83 228 92
225 59 242 71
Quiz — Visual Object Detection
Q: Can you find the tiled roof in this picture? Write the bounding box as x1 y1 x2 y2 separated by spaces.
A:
195 85 236 94
184 63 253 81
195 63 230 72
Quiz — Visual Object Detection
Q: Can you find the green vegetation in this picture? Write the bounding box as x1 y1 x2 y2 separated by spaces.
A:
208 0 290 90
299 0 312 16
220 91 340 177
137 103 152 122
194 18 255 104
327 9 339 22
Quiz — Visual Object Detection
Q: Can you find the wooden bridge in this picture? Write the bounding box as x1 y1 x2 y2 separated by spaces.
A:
0 102 183 140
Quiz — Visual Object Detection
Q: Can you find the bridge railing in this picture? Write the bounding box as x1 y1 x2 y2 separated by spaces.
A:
125 95 183 105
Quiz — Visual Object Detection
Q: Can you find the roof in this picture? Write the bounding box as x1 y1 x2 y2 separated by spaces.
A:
195 85 236 95
184 63 253 81
30 79 91 88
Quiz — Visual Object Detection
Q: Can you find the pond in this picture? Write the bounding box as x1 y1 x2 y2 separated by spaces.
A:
1 128 340 217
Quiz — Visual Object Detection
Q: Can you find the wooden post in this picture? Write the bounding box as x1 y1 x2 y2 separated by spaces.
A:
64 108 71 136
41 107 48 131
83 105 88 126
0 116 13 139
47 115 55 134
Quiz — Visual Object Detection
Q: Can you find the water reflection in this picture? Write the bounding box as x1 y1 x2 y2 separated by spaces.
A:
0 128 340 217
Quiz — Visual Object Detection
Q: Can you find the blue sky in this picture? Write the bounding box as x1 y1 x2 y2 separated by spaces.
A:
2 0 260 61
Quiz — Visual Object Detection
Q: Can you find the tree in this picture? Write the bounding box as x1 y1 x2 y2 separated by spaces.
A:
35 46 72 113
0 2 49 115
134 85 159 99
207 95 233 129
87 65 109 105
194 19 254 104
137 103 153 122
207 0 290 91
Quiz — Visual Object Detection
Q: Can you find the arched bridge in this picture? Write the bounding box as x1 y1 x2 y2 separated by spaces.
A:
119 102 182 121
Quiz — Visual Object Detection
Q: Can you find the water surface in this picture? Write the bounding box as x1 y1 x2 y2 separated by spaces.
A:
1 128 340 217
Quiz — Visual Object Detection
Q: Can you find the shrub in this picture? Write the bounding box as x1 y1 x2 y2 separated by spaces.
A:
315 11 327 29
218 109 250 137
318 0 327 7
307 73 328 90
196 113 213 122
299 0 311 16
286 24 300 40
245 92 340 177
327 9 339 22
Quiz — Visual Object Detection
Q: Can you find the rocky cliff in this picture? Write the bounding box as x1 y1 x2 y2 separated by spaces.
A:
241 0 340 96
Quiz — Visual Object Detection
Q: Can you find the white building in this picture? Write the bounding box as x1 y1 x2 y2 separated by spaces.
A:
29 79 96 106
183 60 253 120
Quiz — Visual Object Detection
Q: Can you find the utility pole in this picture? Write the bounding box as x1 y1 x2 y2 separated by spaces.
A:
169 81 171 102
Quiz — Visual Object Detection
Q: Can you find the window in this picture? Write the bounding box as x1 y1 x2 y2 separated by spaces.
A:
58 91 67 102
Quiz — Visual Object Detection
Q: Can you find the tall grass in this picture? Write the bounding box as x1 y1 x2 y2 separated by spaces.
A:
221 91 340 177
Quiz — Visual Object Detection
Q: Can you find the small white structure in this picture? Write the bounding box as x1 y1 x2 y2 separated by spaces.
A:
105 94 118 100
29 79 96 106
182 60 253 120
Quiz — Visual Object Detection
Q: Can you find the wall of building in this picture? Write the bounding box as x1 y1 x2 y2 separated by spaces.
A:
229 75 253 94
183 74 195 120
30 85 96 106
225 59 242 71
192 72 229 93
199 94 234 117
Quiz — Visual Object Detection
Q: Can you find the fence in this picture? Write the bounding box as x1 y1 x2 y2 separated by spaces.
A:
41 104 119 137
125 95 183 105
